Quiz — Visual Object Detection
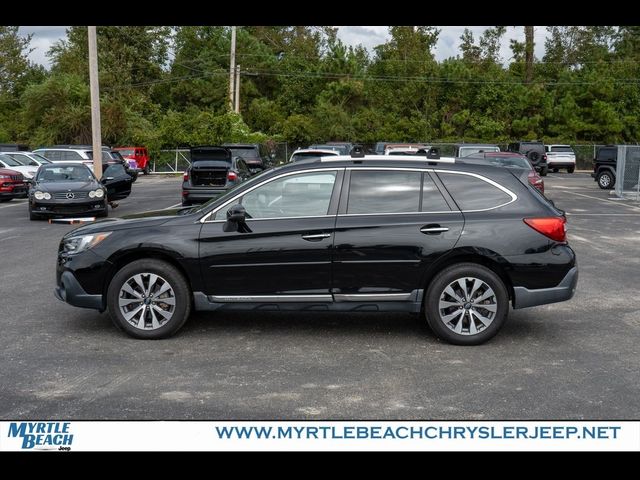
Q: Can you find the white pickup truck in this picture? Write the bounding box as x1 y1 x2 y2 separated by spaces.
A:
545 145 576 173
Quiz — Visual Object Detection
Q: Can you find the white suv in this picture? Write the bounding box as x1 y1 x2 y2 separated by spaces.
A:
545 145 576 173
32 146 112 172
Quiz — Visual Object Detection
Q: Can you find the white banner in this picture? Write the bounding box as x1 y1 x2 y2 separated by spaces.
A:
0 421 638 451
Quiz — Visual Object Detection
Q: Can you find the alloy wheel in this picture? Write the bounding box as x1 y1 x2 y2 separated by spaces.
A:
438 277 497 336
118 273 176 330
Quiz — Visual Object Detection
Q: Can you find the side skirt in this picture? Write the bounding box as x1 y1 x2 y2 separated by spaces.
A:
193 290 423 314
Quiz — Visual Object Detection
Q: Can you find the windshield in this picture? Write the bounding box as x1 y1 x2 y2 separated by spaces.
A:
550 146 574 153
459 146 500 157
32 153 51 164
228 148 259 159
291 152 332 162
483 155 531 169
38 165 95 182
6 153 33 166
0 154 23 167
315 145 349 155
84 151 113 161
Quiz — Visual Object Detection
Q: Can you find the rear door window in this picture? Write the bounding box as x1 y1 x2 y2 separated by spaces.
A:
347 170 421 214
437 172 513 211
60 151 82 161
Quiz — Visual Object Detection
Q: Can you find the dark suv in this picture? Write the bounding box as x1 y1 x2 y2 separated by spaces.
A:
507 141 548 176
591 145 617 189
220 143 269 173
182 146 251 206
54 154 577 345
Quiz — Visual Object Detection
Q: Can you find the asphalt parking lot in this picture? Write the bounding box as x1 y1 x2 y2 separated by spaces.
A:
0 172 638 420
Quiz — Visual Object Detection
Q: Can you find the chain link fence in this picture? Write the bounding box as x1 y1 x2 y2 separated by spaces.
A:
614 145 640 200
153 143 638 174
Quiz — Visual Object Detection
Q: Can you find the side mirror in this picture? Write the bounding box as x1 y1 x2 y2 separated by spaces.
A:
223 204 251 233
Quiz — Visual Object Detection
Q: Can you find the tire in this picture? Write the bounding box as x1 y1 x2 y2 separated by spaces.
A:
596 171 614 189
0 198 11 203
539 166 548 177
567 166 575 174
143 164 150 175
107 259 192 339
552 168 559 173
96 208 109 218
526 150 541 163
424 263 509 346
181 200 191 207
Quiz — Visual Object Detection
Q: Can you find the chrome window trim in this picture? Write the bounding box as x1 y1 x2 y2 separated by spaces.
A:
200 166 518 222
433 169 517 212
199 167 343 223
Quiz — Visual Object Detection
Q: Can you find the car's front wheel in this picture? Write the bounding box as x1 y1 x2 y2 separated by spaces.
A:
107 259 191 339
425 263 509 345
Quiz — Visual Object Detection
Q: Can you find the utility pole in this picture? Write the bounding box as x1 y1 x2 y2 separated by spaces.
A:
234 65 240 113
229 26 236 111
88 26 102 179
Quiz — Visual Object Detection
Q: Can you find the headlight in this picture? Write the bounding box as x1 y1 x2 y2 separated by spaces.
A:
94 189 104 198
62 232 112 255
43 192 51 200
34 191 44 200
89 190 96 198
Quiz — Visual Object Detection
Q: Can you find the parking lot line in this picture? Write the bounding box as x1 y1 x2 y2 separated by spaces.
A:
559 190 640 212
0 200 27 209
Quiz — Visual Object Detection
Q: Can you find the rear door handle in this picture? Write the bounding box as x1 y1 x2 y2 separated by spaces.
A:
420 225 449 234
301 233 331 241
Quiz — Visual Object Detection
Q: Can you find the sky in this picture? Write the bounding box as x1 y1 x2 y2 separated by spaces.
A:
17 26 550 69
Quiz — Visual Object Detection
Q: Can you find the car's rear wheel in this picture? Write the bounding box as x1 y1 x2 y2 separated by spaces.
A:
0 198 12 203
567 166 575 173
539 166 548 176
552 168 559 173
425 263 509 345
143 164 150 175
107 259 191 339
597 171 614 189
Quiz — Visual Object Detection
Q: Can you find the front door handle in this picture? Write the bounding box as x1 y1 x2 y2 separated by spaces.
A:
420 225 449 234
301 233 331 241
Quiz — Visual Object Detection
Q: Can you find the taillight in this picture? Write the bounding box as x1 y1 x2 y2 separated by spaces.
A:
524 217 566 242
183 171 189 181
227 171 238 181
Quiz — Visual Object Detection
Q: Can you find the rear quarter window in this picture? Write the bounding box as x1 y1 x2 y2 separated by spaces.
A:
437 172 513 211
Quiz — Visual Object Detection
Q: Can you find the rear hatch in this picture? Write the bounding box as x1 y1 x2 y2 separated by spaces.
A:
189 146 231 187
547 146 576 161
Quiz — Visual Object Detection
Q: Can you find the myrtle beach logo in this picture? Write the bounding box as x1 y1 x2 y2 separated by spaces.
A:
7 422 73 450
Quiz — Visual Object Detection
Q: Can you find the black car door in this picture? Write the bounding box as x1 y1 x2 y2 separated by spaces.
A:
332 168 464 301
101 164 132 199
198 168 343 299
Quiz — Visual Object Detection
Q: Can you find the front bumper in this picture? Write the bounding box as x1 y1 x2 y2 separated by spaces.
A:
54 270 104 311
513 266 578 309
32 199 107 215
0 184 27 199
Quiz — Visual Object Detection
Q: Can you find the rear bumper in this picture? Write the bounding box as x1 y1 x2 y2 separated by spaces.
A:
547 160 576 167
182 185 230 203
55 270 104 311
513 266 578 309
